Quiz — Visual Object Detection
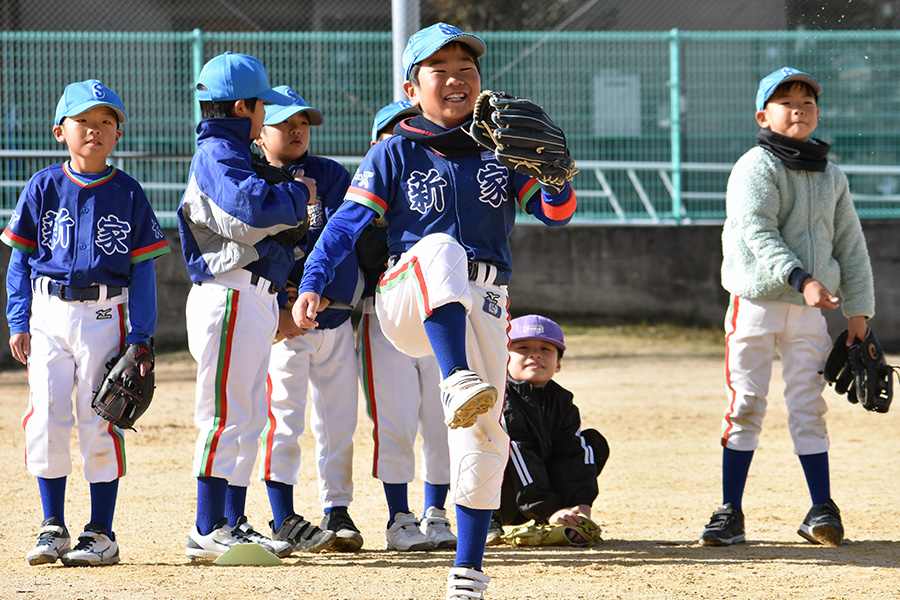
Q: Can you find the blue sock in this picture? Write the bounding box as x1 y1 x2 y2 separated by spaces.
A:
225 484 248 527
196 476 227 535
37 476 67 527
722 448 754 512
383 482 409 526
799 452 831 505
423 303 468 379
455 505 492 570
265 481 294 530
424 482 450 513
89 480 119 535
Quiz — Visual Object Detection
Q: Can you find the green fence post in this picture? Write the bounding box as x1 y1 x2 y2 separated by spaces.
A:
191 28 204 132
669 28 682 224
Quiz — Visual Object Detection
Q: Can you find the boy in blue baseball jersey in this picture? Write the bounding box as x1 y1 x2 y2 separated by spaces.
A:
3 79 170 566
700 67 875 548
178 52 314 560
294 23 576 600
252 86 360 553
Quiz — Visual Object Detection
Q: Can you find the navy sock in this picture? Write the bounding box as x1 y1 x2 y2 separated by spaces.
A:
196 476 227 535
89 480 119 534
722 448 754 512
37 476 67 527
423 303 468 379
455 505 492 570
225 484 248 527
383 482 409 526
265 481 294 530
799 452 831 505
424 481 450 513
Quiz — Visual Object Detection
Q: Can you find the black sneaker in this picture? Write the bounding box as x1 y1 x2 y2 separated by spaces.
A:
700 503 746 546
271 514 335 553
798 499 843 546
320 510 364 552
485 515 504 547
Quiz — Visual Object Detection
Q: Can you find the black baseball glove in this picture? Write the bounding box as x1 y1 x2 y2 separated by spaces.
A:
824 329 894 413
91 342 155 430
251 153 310 249
467 90 577 193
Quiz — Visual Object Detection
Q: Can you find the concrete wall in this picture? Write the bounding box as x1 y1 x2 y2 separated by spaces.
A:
1 221 899 367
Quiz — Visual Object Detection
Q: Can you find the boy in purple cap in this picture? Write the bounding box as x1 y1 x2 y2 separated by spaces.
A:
488 315 608 545
293 22 576 599
3 79 170 566
178 53 315 560
252 85 357 553
700 67 875 547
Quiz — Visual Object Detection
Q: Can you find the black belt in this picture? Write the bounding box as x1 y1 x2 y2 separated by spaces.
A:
250 272 283 294
44 281 122 302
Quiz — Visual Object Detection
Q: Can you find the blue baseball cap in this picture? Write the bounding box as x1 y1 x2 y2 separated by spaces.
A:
196 51 293 105
371 100 420 142
263 86 324 126
55 79 127 125
402 22 486 81
756 67 821 111
509 315 566 351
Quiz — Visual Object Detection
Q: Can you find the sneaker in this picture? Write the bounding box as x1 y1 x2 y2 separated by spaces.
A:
798 499 843 547
439 369 498 429
420 507 457 550
386 512 435 551
232 516 293 558
186 519 236 559
60 524 119 566
270 513 335 553
699 503 746 546
485 515 504 547
26 517 71 565
320 510 364 552
447 566 490 600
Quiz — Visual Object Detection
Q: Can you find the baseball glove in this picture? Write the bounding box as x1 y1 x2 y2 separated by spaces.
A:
91 342 155 430
251 153 310 250
501 515 602 547
824 329 895 413
467 90 577 193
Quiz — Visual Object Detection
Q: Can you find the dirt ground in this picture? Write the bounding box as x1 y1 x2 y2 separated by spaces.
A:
1 323 898 600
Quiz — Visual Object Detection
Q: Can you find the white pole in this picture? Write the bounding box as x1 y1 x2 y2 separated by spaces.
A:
392 0 420 101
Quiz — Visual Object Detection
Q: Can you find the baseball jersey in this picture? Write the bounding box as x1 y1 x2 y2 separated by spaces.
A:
177 118 311 287
2 162 170 343
299 115 577 296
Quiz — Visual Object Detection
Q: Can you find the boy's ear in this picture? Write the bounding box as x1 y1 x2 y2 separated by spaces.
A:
402 81 421 107
232 99 250 118
52 124 65 143
755 109 770 128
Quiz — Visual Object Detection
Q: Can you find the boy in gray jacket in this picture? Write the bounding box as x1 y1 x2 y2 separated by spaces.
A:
701 67 874 548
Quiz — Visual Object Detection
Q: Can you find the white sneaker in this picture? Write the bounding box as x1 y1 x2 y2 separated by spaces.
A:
386 512 435 551
232 516 293 558
420 507 457 550
60 525 120 566
185 519 236 559
447 566 490 600
439 369 498 429
26 517 71 565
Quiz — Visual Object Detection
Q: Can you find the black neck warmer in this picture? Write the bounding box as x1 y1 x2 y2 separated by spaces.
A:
756 128 829 172
394 115 481 157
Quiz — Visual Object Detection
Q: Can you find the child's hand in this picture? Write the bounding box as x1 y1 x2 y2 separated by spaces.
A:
548 505 591 527
293 169 318 206
847 315 868 345
278 307 303 340
9 332 30 365
293 291 321 329
801 277 839 309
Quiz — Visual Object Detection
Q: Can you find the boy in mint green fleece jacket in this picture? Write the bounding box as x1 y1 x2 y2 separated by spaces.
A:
701 67 874 549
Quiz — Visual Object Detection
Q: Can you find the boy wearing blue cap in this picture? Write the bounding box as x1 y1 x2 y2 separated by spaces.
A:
178 53 314 560
3 79 170 566
488 315 608 545
252 86 359 553
700 67 875 547
355 100 458 553
294 22 576 599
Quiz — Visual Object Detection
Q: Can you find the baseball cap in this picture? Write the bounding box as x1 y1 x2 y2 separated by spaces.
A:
263 86 324 126
371 100 420 142
55 79 127 125
756 67 821 111
509 315 566 352
196 51 293 105
402 22 486 81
